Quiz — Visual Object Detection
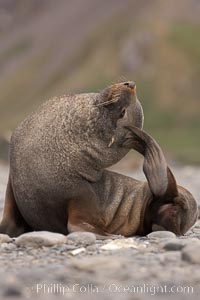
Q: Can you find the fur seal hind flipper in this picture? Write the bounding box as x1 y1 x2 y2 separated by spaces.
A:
0 173 31 237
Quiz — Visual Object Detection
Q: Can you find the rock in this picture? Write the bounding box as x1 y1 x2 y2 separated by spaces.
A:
2 275 22 297
15 231 67 247
51 244 76 252
1 243 17 250
3 286 22 298
100 238 147 251
0 234 12 244
68 247 86 256
147 231 176 239
182 244 200 264
161 238 200 251
86 244 99 252
162 240 184 251
66 232 96 246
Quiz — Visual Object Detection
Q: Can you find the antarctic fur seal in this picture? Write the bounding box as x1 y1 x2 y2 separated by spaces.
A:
0 82 197 237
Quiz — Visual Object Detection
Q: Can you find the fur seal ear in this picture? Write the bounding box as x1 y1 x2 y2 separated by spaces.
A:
124 126 178 202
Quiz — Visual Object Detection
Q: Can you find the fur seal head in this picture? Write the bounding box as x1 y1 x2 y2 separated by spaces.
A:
97 81 144 149
152 187 198 235
71 81 145 171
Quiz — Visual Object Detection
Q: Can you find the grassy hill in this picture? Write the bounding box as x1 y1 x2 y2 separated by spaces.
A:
0 0 199 164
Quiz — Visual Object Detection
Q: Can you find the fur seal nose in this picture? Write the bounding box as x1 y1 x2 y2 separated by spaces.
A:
123 81 136 91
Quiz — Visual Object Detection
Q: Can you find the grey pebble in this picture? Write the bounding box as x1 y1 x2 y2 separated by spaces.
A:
0 243 17 250
15 231 67 248
147 231 176 239
182 244 200 264
163 241 184 251
2 286 22 298
66 232 96 246
51 244 76 252
161 237 200 251
162 238 188 251
86 244 100 252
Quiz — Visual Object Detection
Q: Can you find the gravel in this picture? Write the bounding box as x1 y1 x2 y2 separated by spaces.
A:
0 233 12 244
182 243 200 264
66 232 97 246
0 163 200 300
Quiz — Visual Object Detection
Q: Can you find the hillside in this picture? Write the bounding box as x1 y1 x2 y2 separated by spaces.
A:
0 0 200 163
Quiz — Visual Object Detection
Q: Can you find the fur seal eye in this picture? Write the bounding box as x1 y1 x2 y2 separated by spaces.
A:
119 108 126 119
